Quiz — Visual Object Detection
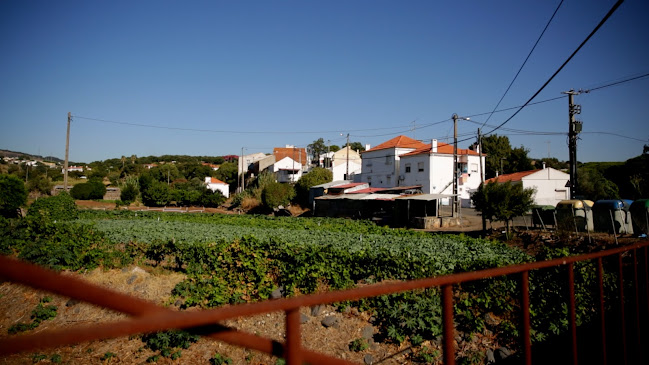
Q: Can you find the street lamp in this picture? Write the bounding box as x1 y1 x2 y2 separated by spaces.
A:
452 114 470 218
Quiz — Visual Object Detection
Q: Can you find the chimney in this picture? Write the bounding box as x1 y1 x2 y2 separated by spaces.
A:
432 139 438 153
365 144 371 151
542 162 546 169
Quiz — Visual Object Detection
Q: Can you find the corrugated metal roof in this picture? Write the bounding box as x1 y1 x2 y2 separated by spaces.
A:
315 193 401 201
395 194 453 201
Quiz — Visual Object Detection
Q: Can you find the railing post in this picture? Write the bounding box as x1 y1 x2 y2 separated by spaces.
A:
285 308 302 365
442 284 455 365
597 258 607 365
520 271 532 365
618 254 627 365
633 249 642 363
568 262 578 365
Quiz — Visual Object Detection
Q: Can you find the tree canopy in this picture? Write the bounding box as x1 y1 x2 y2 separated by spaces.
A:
472 180 535 235
0 174 28 218
481 134 533 178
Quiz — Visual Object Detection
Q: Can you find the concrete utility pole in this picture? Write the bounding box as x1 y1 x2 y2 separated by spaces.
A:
240 147 245 192
63 112 71 191
345 133 350 180
478 128 486 235
562 90 583 199
452 114 469 218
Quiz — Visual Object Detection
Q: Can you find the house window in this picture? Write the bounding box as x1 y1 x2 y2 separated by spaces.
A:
367 176 372 186
385 156 392 165
405 163 411 173
417 162 424 172
365 161 372 167
387 175 391 185
470 163 478 173
459 162 468 173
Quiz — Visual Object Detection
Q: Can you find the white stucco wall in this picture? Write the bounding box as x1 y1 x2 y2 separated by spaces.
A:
204 177 230 198
400 153 484 200
360 147 417 187
522 168 570 206
332 160 362 181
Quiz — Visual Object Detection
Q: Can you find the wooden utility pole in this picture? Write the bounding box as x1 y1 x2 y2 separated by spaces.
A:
63 112 71 191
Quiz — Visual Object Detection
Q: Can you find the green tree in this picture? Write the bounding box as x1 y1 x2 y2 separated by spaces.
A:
329 145 341 153
295 167 332 205
69 179 106 200
120 176 140 204
215 162 238 191
308 138 328 166
346 141 365 152
141 180 172 207
0 174 28 218
472 181 535 236
27 175 52 196
27 192 78 221
482 135 511 178
510 146 533 173
577 167 620 201
261 182 295 209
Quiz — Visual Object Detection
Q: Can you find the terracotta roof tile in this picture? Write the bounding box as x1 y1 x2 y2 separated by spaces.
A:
273 147 307 164
485 170 538 184
400 142 480 157
365 135 428 152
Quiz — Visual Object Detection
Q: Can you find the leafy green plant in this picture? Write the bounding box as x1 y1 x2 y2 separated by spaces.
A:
0 173 28 218
27 191 78 221
141 330 199 360
31 353 47 363
50 354 62 363
210 352 233 365
99 352 116 361
8 297 57 334
348 338 369 352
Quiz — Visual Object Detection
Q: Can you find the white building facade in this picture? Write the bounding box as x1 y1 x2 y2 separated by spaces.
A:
205 177 230 198
399 139 485 203
486 167 570 206
360 135 428 188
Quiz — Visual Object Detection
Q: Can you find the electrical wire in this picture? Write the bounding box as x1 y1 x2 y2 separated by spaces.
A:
481 0 624 140
72 115 422 135
480 0 564 129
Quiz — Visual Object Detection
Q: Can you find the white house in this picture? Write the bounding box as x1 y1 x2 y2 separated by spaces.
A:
331 146 362 181
398 139 485 205
485 166 569 206
360 135 429 188
204 177 230 198
273 156 303 183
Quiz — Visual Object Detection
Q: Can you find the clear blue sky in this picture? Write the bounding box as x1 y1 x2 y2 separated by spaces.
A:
1 0 647 163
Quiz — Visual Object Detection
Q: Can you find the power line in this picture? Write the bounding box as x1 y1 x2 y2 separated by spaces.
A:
481 0 564 129
72 115 422 135
584 72 649 92
482 0 624 138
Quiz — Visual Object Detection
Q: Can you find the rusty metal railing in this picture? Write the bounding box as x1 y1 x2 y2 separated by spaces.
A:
1 240 648 364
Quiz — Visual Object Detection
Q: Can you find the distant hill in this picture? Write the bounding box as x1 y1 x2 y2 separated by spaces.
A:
0 149 63 163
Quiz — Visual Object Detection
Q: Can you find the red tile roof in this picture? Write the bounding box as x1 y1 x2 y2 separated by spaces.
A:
400 142 480 157
207 177 227 185
485 170 539 184
331 183 366 189
274 147 307 164
364 135 428 152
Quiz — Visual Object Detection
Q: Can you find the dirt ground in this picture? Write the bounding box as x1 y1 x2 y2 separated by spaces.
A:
0 266 425 365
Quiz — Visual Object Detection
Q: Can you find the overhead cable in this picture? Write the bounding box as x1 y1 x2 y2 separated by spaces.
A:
480 0 564 129
481 0 624 139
